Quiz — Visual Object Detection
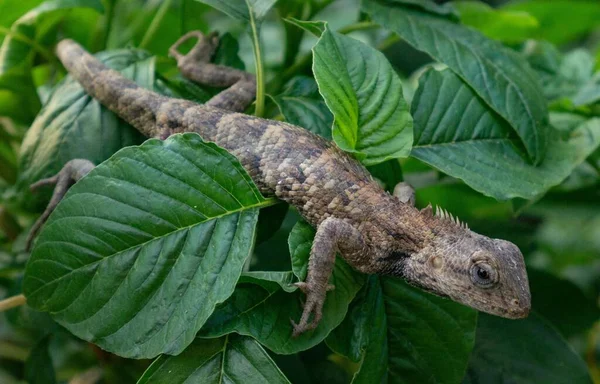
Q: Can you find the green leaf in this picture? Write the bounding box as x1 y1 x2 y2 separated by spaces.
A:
0 0 102 126
138 334 290 384
24 336 56 384
573 72 600 107
288 220 313 281
464 313 592 384
363 0 549 164
200 238 365 354
13 49 151 210
271 76 333 140
0 67 40 124
194 0 278 21
23 134 274 359
503 0 600 46
312 24 413 165
525 47 596 102
0 0 45 27
454 1 539 43
327 277 477 384
411 68 600 200
0 0 103 72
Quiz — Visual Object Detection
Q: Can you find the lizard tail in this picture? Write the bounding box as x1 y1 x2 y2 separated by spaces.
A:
55 39 166 137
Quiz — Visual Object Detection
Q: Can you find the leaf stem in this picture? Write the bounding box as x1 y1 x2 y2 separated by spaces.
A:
0 294 26 312
377 34 401 51
0 341 29 361
139 0 174 50
337 21 379 35
246 1 265 117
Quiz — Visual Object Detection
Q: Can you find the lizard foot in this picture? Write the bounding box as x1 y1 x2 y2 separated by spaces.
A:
26 159 95 251
290 282 334 337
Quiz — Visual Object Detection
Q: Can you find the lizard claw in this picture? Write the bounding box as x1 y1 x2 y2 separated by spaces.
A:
291 281 332 337
294 281 335 293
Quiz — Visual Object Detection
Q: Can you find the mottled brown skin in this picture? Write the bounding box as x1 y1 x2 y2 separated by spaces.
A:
43 34 531 336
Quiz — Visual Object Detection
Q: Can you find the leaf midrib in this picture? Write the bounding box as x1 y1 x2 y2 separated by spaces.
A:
27 197 278 300
413 137 519 149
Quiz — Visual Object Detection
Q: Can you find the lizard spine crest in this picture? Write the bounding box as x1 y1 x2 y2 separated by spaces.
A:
434 205 469 230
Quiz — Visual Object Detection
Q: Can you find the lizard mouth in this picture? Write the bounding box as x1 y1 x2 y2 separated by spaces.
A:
493 294 531 319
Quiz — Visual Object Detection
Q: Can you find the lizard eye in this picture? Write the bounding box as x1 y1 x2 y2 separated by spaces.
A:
470 261 498 288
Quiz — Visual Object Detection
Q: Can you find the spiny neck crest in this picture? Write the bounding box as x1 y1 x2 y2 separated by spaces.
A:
434 205 469 230
420 203 469 231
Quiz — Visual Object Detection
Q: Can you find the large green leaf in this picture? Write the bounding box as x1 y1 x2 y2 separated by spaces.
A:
363 0 548 164
13 49 150 209
328 277 477 384
411 68 600 200
138 334 290 384
200 221 364 354
194 0 277 21
23 134 274 359
310 23 413 165
464 313 592 384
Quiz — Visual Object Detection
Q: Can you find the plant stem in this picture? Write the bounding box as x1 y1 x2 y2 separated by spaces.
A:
377 34 401 51
0 294 26 312
0 341 29 361
139 0 174 50
246 1 265 117
337 21 379 35
0 206 20 240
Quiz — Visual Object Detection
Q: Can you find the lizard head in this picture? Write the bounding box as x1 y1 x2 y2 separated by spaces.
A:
378 205 531 319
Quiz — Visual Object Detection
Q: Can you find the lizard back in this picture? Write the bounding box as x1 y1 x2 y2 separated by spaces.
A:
56 39 394 228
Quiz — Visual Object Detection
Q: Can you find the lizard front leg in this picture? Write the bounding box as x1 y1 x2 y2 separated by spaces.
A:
292 217 365 337
169 31 256 112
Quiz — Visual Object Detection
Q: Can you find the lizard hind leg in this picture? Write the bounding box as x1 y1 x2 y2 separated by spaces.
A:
169 31 256 112
291 217 365 337
26 159 95 251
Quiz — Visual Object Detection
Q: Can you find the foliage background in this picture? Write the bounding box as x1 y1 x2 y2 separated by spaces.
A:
0 0 599 383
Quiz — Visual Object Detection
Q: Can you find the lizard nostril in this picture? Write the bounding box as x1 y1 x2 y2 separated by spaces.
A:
511 298 519 307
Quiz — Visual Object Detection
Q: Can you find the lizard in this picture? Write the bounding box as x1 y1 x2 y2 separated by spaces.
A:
27 31 531 337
